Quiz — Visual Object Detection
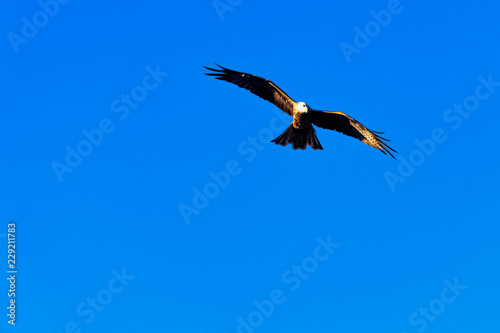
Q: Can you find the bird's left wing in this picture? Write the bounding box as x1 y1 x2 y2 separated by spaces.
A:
204 64 295 116
309 110 397 158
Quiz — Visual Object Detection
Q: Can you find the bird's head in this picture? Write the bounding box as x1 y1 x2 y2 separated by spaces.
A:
296 102 309 113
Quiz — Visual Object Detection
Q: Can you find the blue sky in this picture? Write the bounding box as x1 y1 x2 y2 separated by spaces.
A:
2 0 500 332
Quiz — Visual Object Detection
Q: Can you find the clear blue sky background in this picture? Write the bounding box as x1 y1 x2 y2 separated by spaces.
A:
2 1 499 332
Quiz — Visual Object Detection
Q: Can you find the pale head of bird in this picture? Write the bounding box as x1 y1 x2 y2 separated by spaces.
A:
296 102 309 113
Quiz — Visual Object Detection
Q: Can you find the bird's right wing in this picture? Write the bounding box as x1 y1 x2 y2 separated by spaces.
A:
309 110 396 158
204 64 295 116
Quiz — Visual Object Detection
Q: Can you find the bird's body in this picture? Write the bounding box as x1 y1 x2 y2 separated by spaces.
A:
204 64 396 158
292 102 310 129
272 102 322 150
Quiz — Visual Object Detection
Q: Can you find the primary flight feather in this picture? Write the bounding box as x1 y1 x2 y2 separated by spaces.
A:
204 64 396 158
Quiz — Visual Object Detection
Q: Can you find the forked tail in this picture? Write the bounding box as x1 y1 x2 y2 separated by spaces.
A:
271 124 323 150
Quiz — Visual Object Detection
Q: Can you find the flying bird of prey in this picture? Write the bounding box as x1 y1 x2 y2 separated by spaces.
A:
204 64 396 158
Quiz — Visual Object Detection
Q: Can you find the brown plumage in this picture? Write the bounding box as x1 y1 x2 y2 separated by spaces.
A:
204 64 396 158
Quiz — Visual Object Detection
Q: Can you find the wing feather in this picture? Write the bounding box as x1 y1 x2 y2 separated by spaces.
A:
309 110 397 158
204 64 295 116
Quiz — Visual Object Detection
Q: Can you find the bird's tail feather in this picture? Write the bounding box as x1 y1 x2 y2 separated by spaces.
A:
271 124 323 150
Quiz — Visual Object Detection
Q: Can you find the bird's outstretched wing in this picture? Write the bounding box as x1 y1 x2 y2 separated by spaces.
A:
204 64 295 116
309 110 397 158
